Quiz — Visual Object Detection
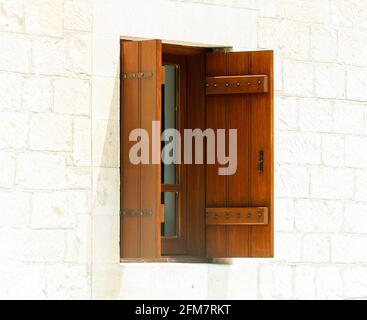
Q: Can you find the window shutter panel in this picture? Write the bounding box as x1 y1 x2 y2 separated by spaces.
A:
205 50 273 258
120 40 162 258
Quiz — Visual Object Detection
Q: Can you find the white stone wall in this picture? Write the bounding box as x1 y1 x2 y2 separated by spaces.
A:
0 0 93 299
0 0 367 299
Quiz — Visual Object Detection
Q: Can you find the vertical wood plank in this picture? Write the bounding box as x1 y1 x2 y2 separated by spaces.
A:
226 52 251 257
140 40 162 258
121 40 140 258
249 50 274 257
186 54 206 257
206 52 228 257
120 40 162 259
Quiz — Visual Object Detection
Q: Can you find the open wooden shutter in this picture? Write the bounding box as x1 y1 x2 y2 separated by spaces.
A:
120 40 162 258
205 50 274 258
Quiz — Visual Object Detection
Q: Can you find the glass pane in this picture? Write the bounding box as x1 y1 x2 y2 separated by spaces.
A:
161 65 177 185
161 192 177 237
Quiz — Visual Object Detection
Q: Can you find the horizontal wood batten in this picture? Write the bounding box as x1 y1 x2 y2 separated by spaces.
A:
205 75 268 95
206 207 268 225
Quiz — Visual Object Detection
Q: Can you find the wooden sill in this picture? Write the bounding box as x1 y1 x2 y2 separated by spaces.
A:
120 257 233 264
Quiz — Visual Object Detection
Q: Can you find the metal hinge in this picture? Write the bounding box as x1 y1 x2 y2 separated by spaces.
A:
122 71 153 80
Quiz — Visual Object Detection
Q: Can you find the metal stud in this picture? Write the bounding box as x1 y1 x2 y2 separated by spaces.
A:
225 83 229 87
247 213 252 218
247 82 252 86
206 83 209 87
257 80 262 85
213 83 217 88
236 82 240 87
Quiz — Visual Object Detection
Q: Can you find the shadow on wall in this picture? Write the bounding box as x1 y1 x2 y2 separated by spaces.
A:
91 64 122 299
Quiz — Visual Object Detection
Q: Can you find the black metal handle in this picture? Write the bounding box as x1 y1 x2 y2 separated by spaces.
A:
258 150 264 173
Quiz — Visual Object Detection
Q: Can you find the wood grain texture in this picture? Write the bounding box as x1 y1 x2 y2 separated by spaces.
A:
120 42 273 259
206 207 268 225
206 75 268 95
205 52 228 257
140 40 162 258
162 43 210 56
121 40 140 258
120 40 162 258
161 53 188 255
249 50 274 257
186 54 206 257
205 50 274 258
226 51 251 257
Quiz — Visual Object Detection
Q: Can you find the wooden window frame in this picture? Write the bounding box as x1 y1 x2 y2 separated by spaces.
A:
120 41 274 262
161 53 188 255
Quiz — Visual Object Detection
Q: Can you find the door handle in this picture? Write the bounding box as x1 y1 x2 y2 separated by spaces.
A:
258 150 264 173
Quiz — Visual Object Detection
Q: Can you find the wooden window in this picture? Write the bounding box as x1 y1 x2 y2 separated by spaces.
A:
161 54 187 255
120 39 274 260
